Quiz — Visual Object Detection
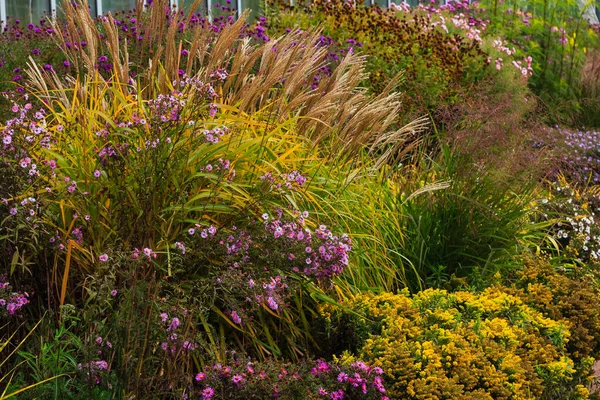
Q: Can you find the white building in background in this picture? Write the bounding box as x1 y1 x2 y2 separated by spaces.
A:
0 0 243 25
0 0 472 27
3 0 598 27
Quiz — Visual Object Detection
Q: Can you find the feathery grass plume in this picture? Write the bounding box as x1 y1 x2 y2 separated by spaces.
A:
215 29 426 159
27 0 424 162
49 0 100 80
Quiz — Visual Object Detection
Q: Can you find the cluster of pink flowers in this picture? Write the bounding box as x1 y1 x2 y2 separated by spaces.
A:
209 68 229 81
195 127 230 144
264 215 352 281
158 312 198 355
511 56 533 77
3 196 40 221
187 358 388 399
223 273 291 326
487 38 533 77
550 25 568 45
173 74 221 117
314 360 387 396
260 170 308 192
0 277 29 315
188 224 218 238
78 360 109 385
132 247 157 260
1 102 50 152
147 92 187 124
391 1 486 43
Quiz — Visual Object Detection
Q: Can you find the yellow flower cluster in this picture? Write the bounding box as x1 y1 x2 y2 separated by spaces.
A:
328 288 590 400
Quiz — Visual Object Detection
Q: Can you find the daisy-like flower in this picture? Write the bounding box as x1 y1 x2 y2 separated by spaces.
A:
231 374 244 385
195 372 206 381
201 387 214 399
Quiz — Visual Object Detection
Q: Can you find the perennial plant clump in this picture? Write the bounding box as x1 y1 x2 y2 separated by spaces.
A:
0 276 29 316
533 177 600 263
322 289 592 399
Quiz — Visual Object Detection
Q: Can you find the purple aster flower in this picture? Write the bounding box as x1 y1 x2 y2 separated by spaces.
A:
195 372 206 381
230 311 242 324
201 387 214 399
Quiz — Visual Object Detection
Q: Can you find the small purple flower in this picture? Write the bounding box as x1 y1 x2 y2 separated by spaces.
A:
201 387 215 399
168 317 180 331
230 311 242 324
99 254 108 262
110 289 117 297
160 313 168 322
195 372 206 381
266 297 278 311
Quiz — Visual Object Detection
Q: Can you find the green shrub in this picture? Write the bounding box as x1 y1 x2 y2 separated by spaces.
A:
476 0 600 125
387 146 539 292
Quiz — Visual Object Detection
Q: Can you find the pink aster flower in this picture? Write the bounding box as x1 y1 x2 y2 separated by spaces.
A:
195 372 206 381
201 387 214 399
232 374 244 385
266 297 278 311
230 311 242 325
